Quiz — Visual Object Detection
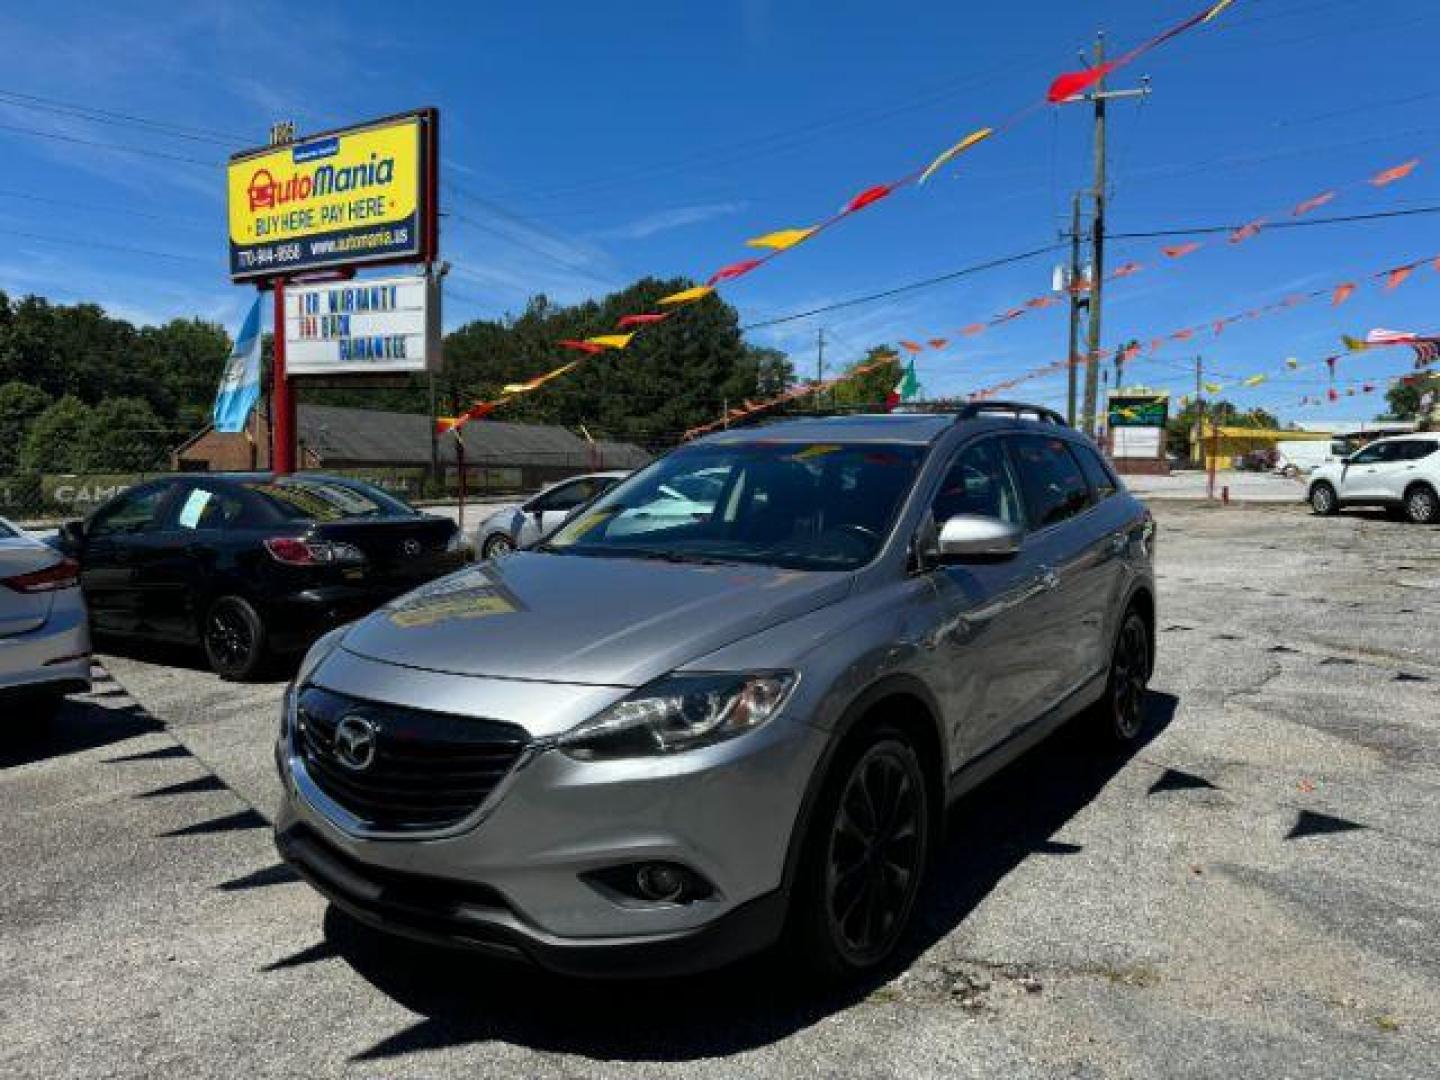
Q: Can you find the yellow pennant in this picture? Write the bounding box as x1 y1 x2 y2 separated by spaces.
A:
657 285 714 306
1285 358 1299 369
746 227 816 251
503 361 578 394
1203 0 1236 23
585 334 636 350
918 127 995 185
1203 381 1223 394
1243 374 1266 387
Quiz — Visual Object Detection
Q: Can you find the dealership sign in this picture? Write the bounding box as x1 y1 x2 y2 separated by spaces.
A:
283 274 440 375
227 111 436 281
1108 393 1169 459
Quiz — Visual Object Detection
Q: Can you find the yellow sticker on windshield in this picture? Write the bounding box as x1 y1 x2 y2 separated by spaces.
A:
790 444 841 461
564 506 619 540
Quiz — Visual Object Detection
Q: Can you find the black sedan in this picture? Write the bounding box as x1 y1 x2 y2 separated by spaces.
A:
58 474 466 679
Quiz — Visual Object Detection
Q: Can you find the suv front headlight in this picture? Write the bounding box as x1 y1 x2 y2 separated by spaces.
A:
556 670 797 761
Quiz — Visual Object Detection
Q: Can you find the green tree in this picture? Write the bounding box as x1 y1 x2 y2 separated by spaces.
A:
1382 372 1440 426
1165 399 1280 460
19 396 93 473
832 348 902 408
82 397 168 471
0 381 52 473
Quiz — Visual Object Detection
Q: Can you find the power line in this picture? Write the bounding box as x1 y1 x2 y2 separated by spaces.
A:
1110 203 1440 240
740 242 1064 331
0 188 213 229
0 120 216 167
0 88 241 145
0 227 212 263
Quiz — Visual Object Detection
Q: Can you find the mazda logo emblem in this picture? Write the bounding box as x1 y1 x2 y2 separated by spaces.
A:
401 539 421 557
333 715 378 771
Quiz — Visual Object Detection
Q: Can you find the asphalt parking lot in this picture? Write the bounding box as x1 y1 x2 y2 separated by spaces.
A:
4 502 1438 1079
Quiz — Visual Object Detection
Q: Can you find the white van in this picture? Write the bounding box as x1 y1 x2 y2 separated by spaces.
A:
1274 440 1341 477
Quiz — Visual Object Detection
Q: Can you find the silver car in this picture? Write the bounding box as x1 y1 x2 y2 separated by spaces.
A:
1 516 91 719
275 405 1155 978
473 471 629 559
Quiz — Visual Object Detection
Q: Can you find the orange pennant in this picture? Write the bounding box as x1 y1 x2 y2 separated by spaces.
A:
435 416 460 435
1026 295 1058 309
1149 337 1164 354
1172 328 1195 341
899 340 924 353
1228 218 1265 244
961 323 987 336
928 338 949 350
1162 242 1201 258
1371 159 1420 186
1110 261 1143 278
1291 190 1335 216
1384 265 1415 290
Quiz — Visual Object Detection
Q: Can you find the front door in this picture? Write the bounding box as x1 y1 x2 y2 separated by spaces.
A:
1339 441 1405 501
79 483 174 635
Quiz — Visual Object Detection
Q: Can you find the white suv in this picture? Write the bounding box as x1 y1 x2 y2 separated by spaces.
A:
1307 433 1440 523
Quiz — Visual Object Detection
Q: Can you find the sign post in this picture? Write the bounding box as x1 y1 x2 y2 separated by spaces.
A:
271 278 295 473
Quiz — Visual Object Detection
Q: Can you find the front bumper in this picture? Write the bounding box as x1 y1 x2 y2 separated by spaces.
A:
273 666 828 974
275 821 786 977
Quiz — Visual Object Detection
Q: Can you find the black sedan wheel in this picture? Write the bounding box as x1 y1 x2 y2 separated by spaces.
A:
795 729 930 978
203 596 268 681
1095 609 1151 743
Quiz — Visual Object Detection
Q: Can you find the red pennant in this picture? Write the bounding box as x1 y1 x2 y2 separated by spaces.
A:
465 400 499 422
843 184 894 213
1385 265 1415 290
1371 159 1419 187
899 340 924 353
1162 242 1201 259
928 338 949 349
1149 337 1164 354
1228 218 1265 244
1327 388 1339 402
961 323 987 336
1291 191 1336 216
995 308 1026 323
1332 282 1356 307
558 339 605 354
1110 261 1143 278
616 312 669 329
1046 63 1117 103
1212 320 1225 337
1172 328 1195 341
707 258 763 285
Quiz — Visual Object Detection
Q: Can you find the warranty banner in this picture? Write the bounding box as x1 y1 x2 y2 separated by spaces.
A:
227 113 430 281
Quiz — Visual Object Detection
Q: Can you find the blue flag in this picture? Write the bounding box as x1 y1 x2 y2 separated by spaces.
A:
214 297 262 433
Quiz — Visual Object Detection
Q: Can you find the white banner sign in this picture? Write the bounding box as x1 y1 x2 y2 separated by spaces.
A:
284 273 440 375
1112 426 1162 458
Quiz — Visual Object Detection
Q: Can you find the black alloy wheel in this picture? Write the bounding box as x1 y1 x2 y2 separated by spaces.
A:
1102 611 1151 743
203 596 266 681
821 738 928 970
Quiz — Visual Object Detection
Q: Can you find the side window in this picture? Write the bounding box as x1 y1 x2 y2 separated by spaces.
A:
1007 434 1091 528
1409 440 1438 460
532 478 595 513
173 485 249 531
932 439 1022 525
89 485 169 538
1071 443 1119 501
1350 442 1395 465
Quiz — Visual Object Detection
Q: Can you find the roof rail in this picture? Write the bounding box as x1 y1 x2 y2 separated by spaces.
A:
956 401 1069 427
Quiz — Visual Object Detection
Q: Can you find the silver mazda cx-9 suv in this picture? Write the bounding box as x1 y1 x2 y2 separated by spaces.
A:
274 404 1156 979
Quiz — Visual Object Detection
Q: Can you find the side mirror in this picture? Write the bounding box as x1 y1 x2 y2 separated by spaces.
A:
58 519 86 553
935 514 1023 562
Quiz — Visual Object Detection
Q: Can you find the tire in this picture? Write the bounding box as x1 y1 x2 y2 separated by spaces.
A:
202 596 268 681
1309 482 1339 516
1093 608 1151 744
482 533 515 560
1405 483 1439 525
791 727 931 981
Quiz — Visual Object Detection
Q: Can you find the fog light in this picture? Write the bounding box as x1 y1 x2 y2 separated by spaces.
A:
583 861 716 906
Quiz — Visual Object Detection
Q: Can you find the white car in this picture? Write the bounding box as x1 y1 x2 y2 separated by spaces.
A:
473 471 629 559
1273 439 1342 478
1307 433 1440 523
1 516 92 719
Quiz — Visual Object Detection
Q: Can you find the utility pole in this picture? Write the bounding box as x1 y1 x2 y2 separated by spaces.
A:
1066 191 1085 426
815 327 826 409
1193 355 1205 467
1060 33 1149 435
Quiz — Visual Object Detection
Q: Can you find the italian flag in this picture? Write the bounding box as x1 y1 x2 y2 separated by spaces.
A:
886 357 920 410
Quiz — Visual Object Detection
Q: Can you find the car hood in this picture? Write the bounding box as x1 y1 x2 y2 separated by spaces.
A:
338 552 852 687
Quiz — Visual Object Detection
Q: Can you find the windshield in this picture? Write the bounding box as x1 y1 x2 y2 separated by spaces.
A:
545 441 926 570
245 478 415 521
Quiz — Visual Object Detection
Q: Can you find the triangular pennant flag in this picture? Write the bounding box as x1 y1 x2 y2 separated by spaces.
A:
1149 337 1164 354
899 340 924 353
1332 282 1356 307
617 312 669 329
1384 265 1415 290
843 183 894 213
707 258 763 285
1111 261 1143 278
1228 218 1265 244
1046 63 1117 104
559 339 605 354
464 400 500 422
1202 0 1236 22
1162 242 1201 258
1292 190 1335 216
1172 328 1195 341
1286 357 1299 369
585 333 636 350
1026 295 1058 309
435 416 461 435
503 360 579 394
927 338 948 350
1371 158 1420 187
657 285 714 306
1243 374 1266 387
745 227 816 251
918 127 994 184
1327 388 1339 402
961 323 987 336
1204 381 1223 394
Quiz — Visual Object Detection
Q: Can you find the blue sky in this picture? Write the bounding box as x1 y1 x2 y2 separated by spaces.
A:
2 0 1439 423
